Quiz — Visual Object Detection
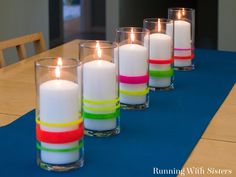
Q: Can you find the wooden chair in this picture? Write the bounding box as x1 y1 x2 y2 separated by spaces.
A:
0 32 46 68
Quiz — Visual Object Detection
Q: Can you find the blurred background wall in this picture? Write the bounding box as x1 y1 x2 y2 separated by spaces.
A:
0 0 236 66
218 0 236 51
106 0 236 52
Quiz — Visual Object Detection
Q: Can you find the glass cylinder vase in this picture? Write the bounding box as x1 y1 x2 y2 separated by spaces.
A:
168 7 195 70
79 41 120 137
35 57 84 171
116 27 150 109
143 18 174 90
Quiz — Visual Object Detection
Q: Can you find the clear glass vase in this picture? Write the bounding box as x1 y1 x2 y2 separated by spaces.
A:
143 18 174 90
116 27 150 109
35 57 84 171
79 41 120 137
168 8 195 71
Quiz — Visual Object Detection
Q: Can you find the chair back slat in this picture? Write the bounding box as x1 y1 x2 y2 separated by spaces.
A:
16 44 27 60
0 51 5 67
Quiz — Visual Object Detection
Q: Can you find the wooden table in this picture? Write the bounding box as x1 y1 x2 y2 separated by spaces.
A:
0 40 235 176
181 85 236 177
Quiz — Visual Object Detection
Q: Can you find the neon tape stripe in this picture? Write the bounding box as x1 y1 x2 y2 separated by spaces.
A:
149 68 174 77
120 87 149 96
149 58 174 64
119 74 149 84
174 54 195 60
83 98 119 105
36 125 84 144
83 104 120 111
83 109 120 119
36 141 83 153
174 48 194 51
35 116 83 127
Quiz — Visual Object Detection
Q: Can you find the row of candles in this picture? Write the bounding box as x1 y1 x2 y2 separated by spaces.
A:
35 7 195 171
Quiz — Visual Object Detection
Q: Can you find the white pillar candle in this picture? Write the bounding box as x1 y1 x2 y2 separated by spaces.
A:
83 60 117 131
144 33 172 88
119 44 148 104
40 79 80 165
167 20 192 67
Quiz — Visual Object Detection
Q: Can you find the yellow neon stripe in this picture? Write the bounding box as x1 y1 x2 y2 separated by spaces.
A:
120 87 149 96
35 116 83 127
83 104 120 111
83 97 119 105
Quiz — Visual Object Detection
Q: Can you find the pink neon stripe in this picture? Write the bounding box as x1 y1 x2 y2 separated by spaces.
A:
174 54 195 60
174 48 194 51
119 74 149 84
149 58 174 64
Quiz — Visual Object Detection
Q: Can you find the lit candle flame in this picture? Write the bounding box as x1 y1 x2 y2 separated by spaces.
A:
96 41 102 59
177 10 181 19
182 8 185 16
55 57 62 79
55 66 60 79
130 28 135 43
158 19 161 32
57 57 62 66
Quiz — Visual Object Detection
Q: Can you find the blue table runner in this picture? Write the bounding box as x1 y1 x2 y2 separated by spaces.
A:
0 49 236 177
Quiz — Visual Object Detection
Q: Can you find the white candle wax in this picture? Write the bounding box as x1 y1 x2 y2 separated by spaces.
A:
144 33 172 88
167 20 192 67
40 79 80 165
83 60 117 131
119 44 148 104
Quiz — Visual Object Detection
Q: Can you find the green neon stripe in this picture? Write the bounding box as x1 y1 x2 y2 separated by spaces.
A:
120 87 149 96
83 109 120 119
83 98 119 105
83 104 120 111
149 68 174 77
36 141 83 153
